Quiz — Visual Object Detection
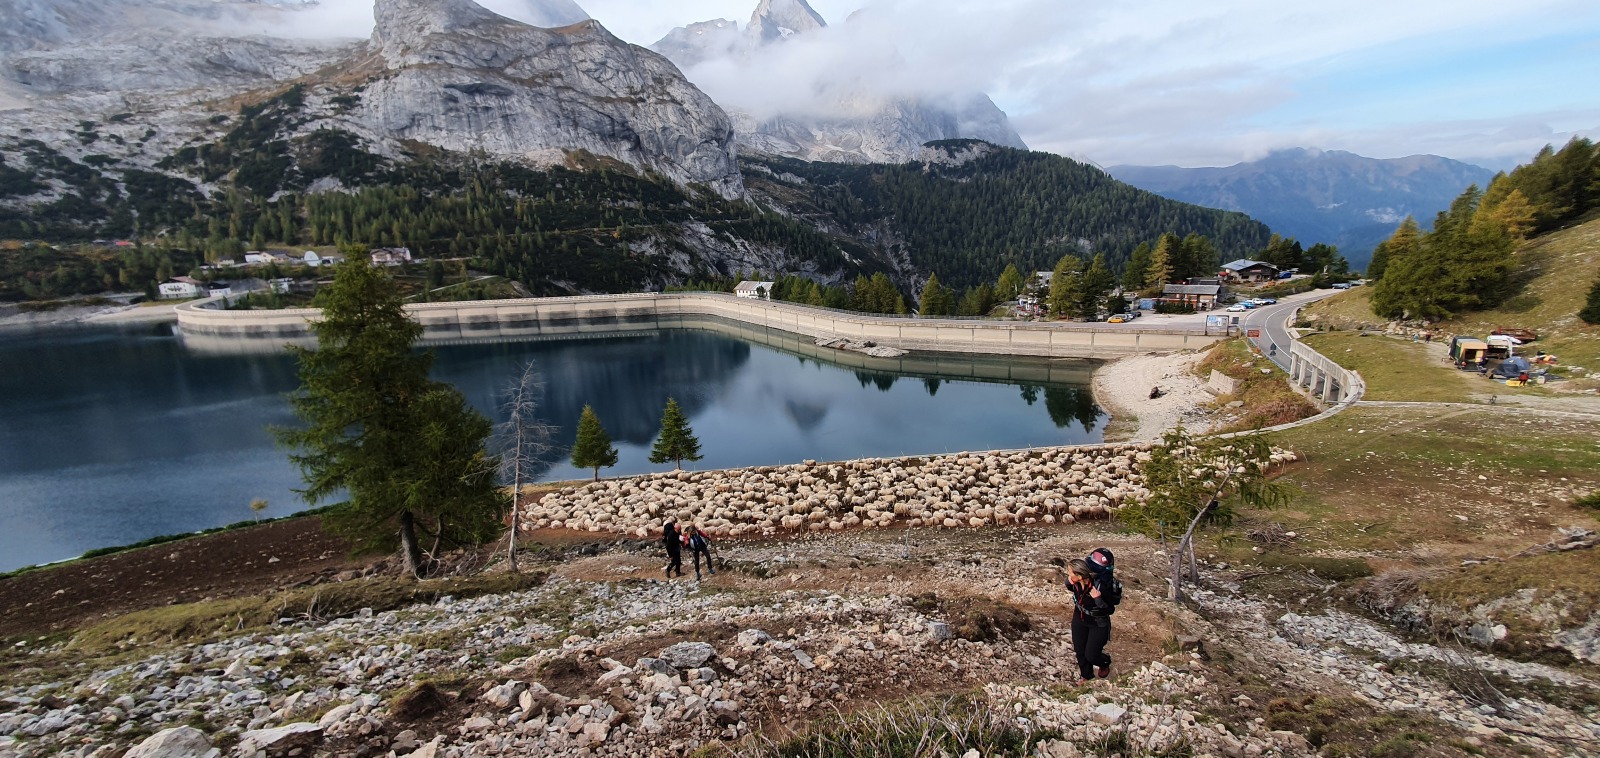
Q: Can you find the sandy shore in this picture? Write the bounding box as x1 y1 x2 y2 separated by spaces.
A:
1092 351 1217 441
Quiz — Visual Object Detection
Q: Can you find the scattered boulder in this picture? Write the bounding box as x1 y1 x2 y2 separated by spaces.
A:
235 722 323 757
1091 703 1128 725
483 680 528 710
123 726 217 758
928 621 954 641
659 641 716 669
635 657 679 677
736 629 773 648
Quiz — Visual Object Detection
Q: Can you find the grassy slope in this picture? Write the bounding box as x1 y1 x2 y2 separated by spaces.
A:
1303 217 1600 365
1299 332 1505 403
1259 406 1600 561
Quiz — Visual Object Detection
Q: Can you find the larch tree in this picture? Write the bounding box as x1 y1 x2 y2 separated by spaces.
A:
649 398 703 470
571 405 619 481
1118 428 1290 603
1145 235 1176 291
275 256 504 579
996 263 1026 301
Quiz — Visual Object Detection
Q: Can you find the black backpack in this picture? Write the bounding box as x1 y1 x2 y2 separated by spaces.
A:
1089 548 1124 609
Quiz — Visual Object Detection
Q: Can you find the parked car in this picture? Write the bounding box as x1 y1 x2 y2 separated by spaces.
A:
1226 304 1249 312
1107 314 1130 323
1331 283 1352 290
1256 298 1278 305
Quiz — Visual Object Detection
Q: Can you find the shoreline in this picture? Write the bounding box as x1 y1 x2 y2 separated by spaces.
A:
0 301 182 331
1091 350 1217 441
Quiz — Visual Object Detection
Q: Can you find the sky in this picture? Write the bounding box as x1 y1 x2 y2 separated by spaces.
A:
289 0 1600 169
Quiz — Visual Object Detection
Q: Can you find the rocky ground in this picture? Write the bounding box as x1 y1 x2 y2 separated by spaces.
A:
3 519 1596 758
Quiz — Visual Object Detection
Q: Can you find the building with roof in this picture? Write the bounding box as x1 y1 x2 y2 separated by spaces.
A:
1220 259 1280 283
1161 283 1227 310
734 281 775 300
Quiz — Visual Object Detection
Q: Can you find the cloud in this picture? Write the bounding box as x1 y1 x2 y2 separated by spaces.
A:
610 0 1600 167
239 0 1600 168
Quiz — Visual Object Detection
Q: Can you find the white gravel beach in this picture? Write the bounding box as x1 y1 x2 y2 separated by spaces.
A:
1091 351 1218 441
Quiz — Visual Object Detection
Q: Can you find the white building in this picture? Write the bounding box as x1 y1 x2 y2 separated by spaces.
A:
370 247 413 266
158 277 203 300
269 278 295 294
305 251 345 268
243 251 274 265
734 281 775 300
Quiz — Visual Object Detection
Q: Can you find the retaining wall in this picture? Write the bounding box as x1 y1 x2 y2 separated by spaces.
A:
175 292 1227 360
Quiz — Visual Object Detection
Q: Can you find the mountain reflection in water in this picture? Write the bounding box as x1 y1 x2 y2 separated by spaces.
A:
0 324 1103 572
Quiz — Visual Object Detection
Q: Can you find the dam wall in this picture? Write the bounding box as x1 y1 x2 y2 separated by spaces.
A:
174 292 1228 360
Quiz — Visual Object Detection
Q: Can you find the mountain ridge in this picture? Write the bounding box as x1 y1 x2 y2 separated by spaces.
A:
1110 149 1495 268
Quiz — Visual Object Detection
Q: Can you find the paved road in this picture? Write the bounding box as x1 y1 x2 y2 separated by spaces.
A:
1239 289 1343 370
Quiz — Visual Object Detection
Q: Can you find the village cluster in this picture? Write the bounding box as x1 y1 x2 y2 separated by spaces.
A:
154 247 415 300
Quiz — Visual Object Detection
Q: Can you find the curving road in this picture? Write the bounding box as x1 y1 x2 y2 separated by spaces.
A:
1239 289 1343 370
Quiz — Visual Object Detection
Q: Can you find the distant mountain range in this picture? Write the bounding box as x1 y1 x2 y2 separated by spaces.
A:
1109 149 1495 269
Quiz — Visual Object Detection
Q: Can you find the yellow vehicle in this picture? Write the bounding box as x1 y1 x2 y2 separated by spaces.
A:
1107 314 1130 323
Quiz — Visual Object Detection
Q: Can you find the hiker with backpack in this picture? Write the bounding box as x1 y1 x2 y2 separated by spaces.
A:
683 524 715 580
1066 548 1122 683
662 519 684 579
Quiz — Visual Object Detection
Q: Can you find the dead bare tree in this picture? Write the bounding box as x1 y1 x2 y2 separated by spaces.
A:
496 360 557 573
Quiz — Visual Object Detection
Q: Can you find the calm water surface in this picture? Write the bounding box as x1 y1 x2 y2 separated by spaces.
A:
0 324 1103 571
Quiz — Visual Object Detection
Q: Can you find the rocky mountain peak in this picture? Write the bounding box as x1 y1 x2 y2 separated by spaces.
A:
358 0 743 196
747 0 826 43
373 0 515 61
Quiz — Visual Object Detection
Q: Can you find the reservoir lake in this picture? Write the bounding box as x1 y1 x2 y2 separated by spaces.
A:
0 320 1104 572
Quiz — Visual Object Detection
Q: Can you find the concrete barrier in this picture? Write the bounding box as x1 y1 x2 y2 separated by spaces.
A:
175 292 1227 360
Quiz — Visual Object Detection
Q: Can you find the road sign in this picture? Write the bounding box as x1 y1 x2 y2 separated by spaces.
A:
1247 329 1261 338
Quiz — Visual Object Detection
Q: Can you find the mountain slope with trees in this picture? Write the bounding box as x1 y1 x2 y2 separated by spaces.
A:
744 141 1273 290
1110 148 1494 270
1307 138 1600 358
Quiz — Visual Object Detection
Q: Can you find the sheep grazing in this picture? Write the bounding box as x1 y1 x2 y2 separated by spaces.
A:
522 444 1298 538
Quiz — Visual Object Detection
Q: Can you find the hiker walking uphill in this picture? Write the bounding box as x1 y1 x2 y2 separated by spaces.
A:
1066 548 1123 683
683 524 715 581
662 519 684 578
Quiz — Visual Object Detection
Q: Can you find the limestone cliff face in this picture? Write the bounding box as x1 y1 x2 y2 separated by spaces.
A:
359 0 742 196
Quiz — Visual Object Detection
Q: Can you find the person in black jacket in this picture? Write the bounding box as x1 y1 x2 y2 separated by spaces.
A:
684 524 715 580
662 519 684 578
1066 557 1115 682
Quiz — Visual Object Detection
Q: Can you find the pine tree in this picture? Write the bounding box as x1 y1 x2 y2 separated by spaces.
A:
1048 255 1081 319
918 272 956 316
1077 253 1114 320
1366 241 1390 281
1122 243 1152 292
571 405 618 481
1581 276 1600 325
275 255 503 579
649 398 703 469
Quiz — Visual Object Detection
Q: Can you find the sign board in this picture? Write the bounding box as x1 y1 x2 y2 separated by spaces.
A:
1247 329 1261 338
1203 315 1231 335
